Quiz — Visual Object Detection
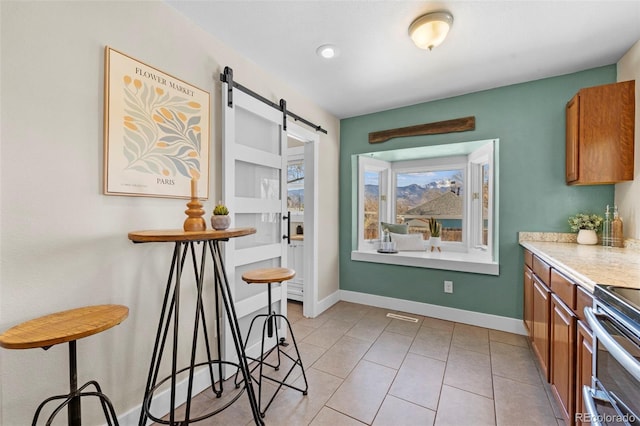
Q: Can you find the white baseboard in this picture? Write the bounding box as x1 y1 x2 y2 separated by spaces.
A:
340 289 527 335
315 290 341 315
118 367 214 426
118 289 524 424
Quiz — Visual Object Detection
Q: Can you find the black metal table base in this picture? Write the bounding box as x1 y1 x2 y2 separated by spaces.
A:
138 240 263 425
32 340 119 426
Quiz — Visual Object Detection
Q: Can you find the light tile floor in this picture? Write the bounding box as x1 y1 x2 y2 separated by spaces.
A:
162 301 564 425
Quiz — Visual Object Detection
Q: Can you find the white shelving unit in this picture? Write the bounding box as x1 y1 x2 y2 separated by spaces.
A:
287 239 304 301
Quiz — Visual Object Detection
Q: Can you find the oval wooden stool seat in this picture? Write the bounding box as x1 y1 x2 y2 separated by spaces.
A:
0 304 129 350
242 267 295 284
236 267 308 418
0 304 128 426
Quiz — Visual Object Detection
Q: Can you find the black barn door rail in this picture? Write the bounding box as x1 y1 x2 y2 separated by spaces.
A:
220 66 328 135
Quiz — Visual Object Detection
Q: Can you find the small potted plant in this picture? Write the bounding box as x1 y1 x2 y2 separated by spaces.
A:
428 217 442 252
568 213 603 245
211 201 231 230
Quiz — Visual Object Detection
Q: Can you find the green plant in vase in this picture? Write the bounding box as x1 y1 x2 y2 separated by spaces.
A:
213 203 229 216
211 201 231 230
428 217 442 252
568 212 602 245
428 217 441 237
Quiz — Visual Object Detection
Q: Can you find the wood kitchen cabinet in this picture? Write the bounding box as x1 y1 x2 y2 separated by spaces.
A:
565 80 635 185
532 274 551 381
522 248 596 426
523 250 534 335
574 286 594 426
528 254 552 381
575 320 593 426
550 293 577 425
524 265 533 335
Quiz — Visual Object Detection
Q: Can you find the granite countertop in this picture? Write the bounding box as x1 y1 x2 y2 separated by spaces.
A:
519 233 640 292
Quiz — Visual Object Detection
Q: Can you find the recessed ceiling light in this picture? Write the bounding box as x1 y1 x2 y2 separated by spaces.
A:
316 44 338 59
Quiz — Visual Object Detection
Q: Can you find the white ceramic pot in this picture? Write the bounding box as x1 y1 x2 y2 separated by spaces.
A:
430 236 441 252
577 229 598 245
211 215 231 230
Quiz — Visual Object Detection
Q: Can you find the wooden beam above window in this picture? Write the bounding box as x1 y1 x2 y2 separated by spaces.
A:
368 116 475 144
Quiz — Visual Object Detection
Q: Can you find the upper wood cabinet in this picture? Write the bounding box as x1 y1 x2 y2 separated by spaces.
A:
565 80 635 185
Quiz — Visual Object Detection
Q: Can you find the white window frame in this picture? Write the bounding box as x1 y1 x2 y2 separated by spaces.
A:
358 155 390 250
468 142 494 255
353 140 498 275
390 156 467 252
287 146 305 220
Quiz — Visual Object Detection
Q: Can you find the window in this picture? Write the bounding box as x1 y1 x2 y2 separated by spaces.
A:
364 170 381 240
358 156 389 247
353 139 498 275
468 142 494 250
287 147 304 214
393 157 466 247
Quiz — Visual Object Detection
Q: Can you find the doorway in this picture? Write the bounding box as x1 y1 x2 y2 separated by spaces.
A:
286 122 319 319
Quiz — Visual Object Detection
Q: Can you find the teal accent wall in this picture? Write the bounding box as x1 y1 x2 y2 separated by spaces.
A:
339 66 616 319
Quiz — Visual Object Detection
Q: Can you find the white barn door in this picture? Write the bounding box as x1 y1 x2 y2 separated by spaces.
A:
221 82 289 369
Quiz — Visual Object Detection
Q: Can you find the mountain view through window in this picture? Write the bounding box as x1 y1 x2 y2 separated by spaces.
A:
365 169 464 242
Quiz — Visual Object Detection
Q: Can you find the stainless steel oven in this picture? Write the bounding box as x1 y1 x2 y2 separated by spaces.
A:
584 285 640 426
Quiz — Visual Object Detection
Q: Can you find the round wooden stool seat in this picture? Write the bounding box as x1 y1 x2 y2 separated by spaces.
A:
242 267 295 284
0 304 129 349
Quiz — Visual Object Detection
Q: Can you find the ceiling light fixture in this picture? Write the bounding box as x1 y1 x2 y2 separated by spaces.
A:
408 11 454 51
316 44 338 59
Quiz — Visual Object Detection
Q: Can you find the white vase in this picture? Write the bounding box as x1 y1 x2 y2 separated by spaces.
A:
430 236 441 252
577 229 598 245
211 215 231 230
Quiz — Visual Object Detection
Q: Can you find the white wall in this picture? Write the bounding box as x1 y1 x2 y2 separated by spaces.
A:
616 39 640 239
0 1 339 424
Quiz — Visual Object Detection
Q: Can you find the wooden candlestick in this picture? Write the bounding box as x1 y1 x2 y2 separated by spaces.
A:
183 197 206 232
184 178 206 231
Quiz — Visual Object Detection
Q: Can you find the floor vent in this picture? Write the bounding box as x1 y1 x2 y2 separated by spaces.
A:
386 313 419 323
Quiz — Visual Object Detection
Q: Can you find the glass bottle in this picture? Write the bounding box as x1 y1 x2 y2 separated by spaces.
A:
602 205 611 247
611 205 624 248
382 229 391 251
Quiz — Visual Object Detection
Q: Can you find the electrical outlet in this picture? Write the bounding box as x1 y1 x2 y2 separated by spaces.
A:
444 280 453 293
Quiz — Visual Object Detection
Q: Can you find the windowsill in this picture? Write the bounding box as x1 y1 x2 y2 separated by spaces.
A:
351 249 499 275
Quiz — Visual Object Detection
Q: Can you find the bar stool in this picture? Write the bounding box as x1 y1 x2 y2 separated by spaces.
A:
237 267 308 417
0 304 128 426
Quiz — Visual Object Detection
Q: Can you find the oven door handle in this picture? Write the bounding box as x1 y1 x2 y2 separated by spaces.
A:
585 306 640 382
582 385 604 426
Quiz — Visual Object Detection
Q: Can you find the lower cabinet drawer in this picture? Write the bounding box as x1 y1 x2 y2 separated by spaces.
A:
551 269 576 310
533 255 551 286
524 249 533 268
575 286 593 322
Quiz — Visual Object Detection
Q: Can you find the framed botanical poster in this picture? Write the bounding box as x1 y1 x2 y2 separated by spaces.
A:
103 47 210 199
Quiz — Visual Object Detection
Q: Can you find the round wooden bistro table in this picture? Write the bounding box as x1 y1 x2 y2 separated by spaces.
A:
128 228 263 426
